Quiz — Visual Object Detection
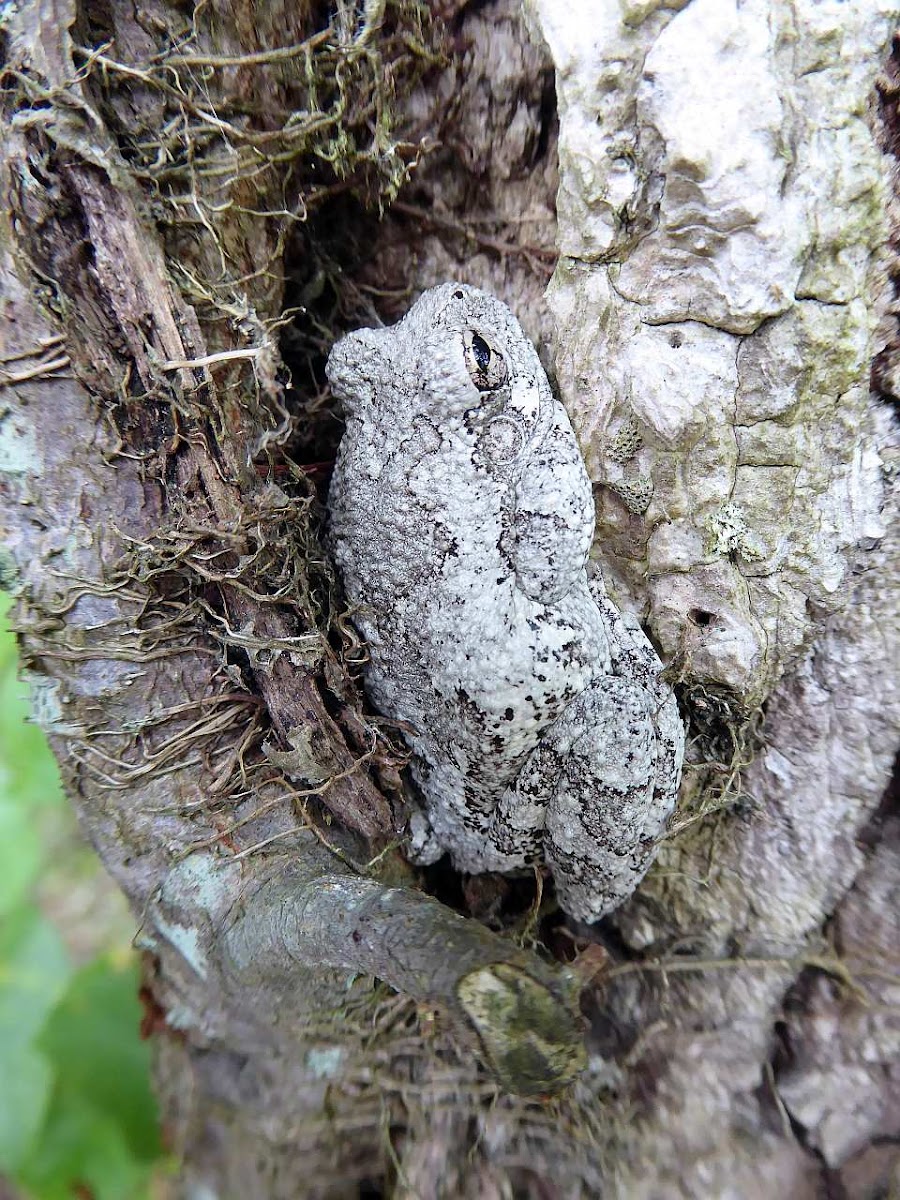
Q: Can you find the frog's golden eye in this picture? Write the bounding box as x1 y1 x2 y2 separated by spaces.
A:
463 329 508 392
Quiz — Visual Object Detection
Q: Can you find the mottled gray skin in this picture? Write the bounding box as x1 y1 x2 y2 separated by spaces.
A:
326 284 684 921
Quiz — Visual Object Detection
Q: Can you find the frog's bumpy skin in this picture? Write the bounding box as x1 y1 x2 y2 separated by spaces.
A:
326 283 684 922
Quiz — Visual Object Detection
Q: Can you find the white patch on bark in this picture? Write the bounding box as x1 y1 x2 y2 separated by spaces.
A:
527 0 894 703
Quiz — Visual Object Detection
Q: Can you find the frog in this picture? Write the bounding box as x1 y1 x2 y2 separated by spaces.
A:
325 282 684 922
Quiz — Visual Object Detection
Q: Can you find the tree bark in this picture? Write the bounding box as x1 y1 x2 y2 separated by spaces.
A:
1 1 898 1197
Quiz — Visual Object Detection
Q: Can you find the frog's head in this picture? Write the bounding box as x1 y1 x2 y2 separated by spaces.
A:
326 283 550 435
406 283 548 430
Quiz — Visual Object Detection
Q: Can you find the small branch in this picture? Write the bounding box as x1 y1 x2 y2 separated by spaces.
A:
0 354 71 386
161 32 332 70
218 856 587 1095
159 348 266 371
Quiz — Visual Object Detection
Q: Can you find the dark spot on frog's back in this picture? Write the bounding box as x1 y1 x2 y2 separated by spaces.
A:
456 685 489 730
504 707 514 720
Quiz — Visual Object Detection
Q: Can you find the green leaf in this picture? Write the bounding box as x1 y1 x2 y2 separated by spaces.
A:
37 956 161 1162
0 666 65 813
0 796 41 917
0 907 71 1050
0 910 70 1173
0 1042 54 1172
0 595 64 814
16 1086 154 1200
0 600 165 1195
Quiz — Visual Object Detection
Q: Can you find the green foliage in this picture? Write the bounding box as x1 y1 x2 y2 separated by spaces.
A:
0 604 62 923
17 957 163 1200
0 909 70 1173
0 596 167 1198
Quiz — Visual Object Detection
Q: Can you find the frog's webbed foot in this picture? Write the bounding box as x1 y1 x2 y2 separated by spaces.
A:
406 804 445 866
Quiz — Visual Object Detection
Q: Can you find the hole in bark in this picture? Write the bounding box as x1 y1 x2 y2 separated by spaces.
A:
689 608 716 627
357 1177 385 1198
533 67 558 166
419 857 563 934
75 0 114 47
277 192 420 498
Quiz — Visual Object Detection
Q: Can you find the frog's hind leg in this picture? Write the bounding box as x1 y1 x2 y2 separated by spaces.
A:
535 669 681 924
483 596 683 919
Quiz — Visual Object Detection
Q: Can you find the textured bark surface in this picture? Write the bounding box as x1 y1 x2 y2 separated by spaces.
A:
0 0 898 1197
523 2 900 1195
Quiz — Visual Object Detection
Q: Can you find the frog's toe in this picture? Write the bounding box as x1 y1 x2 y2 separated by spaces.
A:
407 808 444 865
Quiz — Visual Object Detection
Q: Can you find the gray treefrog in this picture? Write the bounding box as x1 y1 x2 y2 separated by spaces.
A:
326 283 684 922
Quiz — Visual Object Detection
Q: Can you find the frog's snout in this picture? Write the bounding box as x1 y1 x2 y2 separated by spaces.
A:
326 328 385 414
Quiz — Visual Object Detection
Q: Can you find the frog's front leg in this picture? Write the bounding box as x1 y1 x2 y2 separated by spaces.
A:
503 406 595 604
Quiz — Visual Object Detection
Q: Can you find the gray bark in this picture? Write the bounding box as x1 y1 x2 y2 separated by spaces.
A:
1 1 898 1197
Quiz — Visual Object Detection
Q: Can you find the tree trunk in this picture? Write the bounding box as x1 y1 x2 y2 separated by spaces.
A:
1 1 898 1197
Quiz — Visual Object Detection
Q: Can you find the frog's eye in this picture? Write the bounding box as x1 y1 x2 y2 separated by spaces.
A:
463 329 508 392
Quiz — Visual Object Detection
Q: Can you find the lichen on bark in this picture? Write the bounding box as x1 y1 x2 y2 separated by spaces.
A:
528 0 891 708
522 2 900 1194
